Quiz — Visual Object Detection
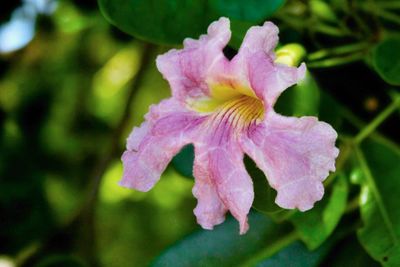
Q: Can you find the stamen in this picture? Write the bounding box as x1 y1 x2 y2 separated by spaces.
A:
211 95 264 135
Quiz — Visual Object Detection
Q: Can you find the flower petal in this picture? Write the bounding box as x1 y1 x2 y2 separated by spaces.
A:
231 21 306 107
247 56 306 106
192 144 227 230
206 143 254 234
240 111 339 211
239 21 279 56
156 17 231 101
120 98 205 191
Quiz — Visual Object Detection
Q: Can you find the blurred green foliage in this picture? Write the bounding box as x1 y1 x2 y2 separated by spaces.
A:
0 1 195 266
98 0 285 45
0 0 400 267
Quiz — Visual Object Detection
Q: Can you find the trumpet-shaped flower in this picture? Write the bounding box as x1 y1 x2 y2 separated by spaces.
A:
120 17 339 234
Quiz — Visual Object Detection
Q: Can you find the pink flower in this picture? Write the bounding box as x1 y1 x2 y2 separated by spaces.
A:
120 17 339 234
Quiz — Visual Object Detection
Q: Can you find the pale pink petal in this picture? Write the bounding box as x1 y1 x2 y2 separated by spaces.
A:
240 111 339 211
205 143 254 234
192 144 227 230
120 98 205 191
192 107 254 233
247 56 306 106
239 21 279 56
156 17 231 101
230 21 305 108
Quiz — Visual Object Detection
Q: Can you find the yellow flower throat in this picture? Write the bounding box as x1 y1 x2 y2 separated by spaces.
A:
189 82 265 129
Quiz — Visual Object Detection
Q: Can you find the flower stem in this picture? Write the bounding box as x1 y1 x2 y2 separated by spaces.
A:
354 96 400 144
239 231 299 267
307 42 370 61
307 52 365 68
335 95 400 152
375 9 400 25
362 3 400 25
376 1 400 9
313 23 349 37
345 194 361 214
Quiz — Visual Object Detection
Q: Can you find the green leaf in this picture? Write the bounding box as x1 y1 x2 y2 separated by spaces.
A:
229 20 254 49
209 0 284 22
372 36 400 85
318 91 343 130
244 156 281 214
322 235 380 267
35 255 87 267
98 0 285 45
354 139 400 266
172 144 194 178
275 71 320 117
150 211 278 267
255 240 331 267
290 174 348 250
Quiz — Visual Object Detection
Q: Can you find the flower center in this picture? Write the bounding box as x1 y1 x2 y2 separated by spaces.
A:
188 82 265 133
211 95 264 131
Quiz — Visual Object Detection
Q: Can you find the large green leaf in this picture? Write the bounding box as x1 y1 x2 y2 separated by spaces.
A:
290 174 348 250
320 235 380 267
244 156 281 214
151 210 336 267
172 144 194 178
35 255 87 267
255 240 331 267
98 0 285 45
318 91 343 130
275 71 320 117
372 36 400 86
354 139 400 266
150 211 278 267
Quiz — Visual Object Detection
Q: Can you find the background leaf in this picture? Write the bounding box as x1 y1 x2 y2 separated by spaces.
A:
35 255 87 267
275 71 320 117
372 36 400 86
150 211 279 267
244 156 281 214
320 235 380 267
290 174 348 250
255 240 331 267
172 144 195 178
354 139 400 266
97 0 285 45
